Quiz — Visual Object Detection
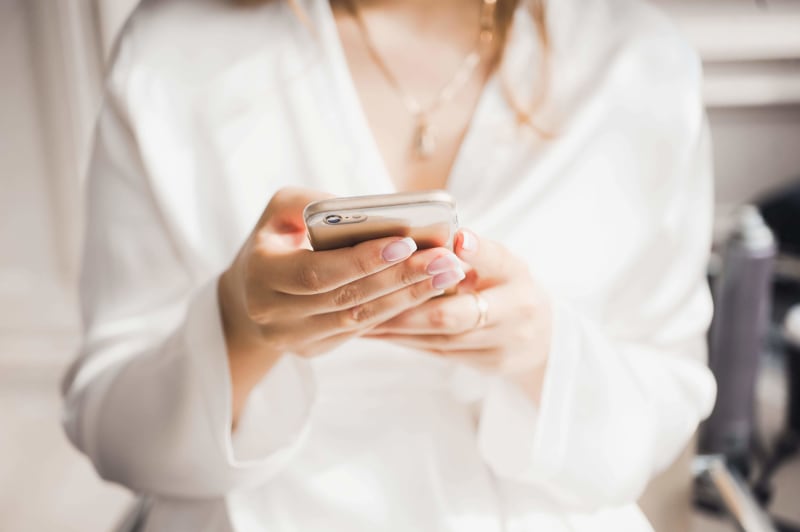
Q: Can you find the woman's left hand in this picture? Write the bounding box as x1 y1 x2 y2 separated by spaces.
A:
366 229 552 396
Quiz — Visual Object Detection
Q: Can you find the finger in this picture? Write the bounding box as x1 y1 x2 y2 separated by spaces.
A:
285 329 359 358
454 229 521 284
296 272 465 342
370 336 503 365
259 187 333 232
367 327 500 351
292 321 384 357
441 351 506 372
255 187 334 235
371 284 515 335
272 249 464 317
388 339 507 372
258 236 422 295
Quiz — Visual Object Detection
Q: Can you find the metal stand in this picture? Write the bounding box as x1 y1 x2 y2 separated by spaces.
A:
694 455 777 532
752 306 800 530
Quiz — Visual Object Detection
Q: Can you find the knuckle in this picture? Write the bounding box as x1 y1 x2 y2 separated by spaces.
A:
258 324 290 352
340 304 375 329
352 253 374 278
296 265 323 292
409 278 435 300
428 306 458 331
244 295 272 324
244 301 261 322
335 311 355 330
398 265 420 287
332 284 363 308
351 304 375 324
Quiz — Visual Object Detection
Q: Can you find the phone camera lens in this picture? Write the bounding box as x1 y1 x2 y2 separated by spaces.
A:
325 214 342 224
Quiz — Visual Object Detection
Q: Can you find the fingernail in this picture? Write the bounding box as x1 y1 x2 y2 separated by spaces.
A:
382 237 417 262
426 254 460 275
432 268 465 290
461 231 478 252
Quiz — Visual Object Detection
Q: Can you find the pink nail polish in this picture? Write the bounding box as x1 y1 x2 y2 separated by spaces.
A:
461 231 477 252
432 269 465 290
426 254 460 275
382 237 417 262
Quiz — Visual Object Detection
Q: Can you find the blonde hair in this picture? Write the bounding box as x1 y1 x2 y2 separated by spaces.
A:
498 0 550 136
236 0 550 134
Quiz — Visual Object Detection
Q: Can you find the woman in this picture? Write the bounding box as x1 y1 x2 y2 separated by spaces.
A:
62 0 716 530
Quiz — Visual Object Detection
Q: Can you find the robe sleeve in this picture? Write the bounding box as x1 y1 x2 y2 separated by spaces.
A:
475 55 716 512
61 36 315 498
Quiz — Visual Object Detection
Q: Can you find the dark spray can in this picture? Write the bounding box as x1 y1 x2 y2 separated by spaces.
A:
700 206 776 473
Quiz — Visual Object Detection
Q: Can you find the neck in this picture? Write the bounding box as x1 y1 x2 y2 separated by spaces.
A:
340 0 480 11
333 0 485 29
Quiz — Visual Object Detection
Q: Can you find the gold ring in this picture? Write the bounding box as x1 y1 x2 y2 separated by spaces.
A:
471 291 489 330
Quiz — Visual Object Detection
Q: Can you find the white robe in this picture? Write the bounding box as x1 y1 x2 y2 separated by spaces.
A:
62 0 717 530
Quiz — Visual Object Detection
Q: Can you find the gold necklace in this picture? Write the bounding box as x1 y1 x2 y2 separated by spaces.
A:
341 0 497 159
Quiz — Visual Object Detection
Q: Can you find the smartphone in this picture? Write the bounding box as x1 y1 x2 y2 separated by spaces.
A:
304 190 458 252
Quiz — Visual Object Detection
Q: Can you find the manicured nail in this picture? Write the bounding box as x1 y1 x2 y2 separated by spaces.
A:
426 254 460 275
461 231 478 252
432 269 465 290
382 237 417 262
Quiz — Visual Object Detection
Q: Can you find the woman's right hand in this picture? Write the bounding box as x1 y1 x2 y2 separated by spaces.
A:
218 187 465 423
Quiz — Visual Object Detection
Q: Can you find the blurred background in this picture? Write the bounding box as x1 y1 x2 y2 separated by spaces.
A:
1 1 799 531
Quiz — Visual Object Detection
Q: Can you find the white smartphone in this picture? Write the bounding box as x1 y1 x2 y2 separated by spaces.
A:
304 190 458 251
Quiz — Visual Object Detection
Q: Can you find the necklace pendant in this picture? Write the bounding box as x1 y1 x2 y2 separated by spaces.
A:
413 121 436 159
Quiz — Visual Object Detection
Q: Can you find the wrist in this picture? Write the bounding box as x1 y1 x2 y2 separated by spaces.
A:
218 266 271 358
218 266 284 427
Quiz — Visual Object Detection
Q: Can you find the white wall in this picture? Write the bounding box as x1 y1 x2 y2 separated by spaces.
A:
655 0 800 233
710 105 800 205
0 0 101 366
0 2 71 333
0 7 130 532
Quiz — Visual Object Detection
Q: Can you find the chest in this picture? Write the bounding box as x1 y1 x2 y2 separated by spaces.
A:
331 11 496 193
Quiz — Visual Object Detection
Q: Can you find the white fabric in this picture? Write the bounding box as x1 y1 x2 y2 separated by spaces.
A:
62 0 717 530
94 0 139 63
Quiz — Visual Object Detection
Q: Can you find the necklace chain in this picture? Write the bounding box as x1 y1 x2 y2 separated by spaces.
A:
341 0 497 159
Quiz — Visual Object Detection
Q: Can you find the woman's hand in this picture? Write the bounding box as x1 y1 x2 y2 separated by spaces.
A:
366 229 552 403
218 187 466 424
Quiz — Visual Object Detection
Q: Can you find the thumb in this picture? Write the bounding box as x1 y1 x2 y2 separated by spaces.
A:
260 186 334 233
454 229 518 284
